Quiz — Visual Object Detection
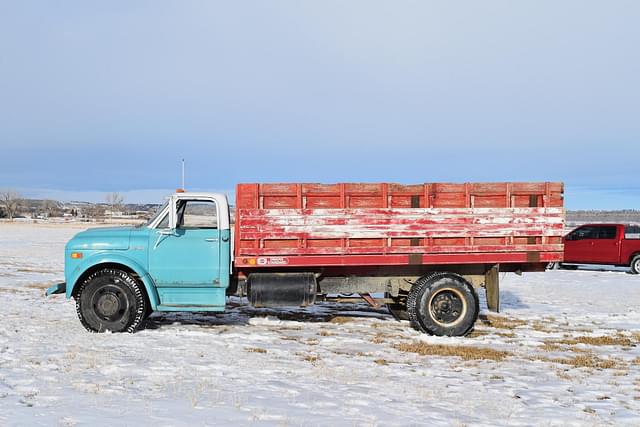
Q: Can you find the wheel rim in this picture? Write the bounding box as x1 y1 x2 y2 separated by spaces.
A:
635 259 640 272
92 284 129 323
428 287 467 327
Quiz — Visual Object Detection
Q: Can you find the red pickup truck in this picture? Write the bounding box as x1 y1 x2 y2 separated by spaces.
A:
562 224 640 273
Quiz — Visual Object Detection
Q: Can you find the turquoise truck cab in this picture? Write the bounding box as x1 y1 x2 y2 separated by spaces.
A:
47 192 231 332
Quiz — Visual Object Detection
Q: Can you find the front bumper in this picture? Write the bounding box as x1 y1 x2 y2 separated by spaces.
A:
45 282 66 297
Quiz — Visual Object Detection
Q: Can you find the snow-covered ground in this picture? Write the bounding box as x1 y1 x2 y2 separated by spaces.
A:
1 223 639 426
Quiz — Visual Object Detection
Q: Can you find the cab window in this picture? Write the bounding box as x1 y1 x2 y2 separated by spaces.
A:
597 226 617 239
156 213 170 229
625 225 640 239
177 200 218 229
568 226 599 240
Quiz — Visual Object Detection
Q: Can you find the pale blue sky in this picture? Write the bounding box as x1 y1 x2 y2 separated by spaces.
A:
1 1 639 208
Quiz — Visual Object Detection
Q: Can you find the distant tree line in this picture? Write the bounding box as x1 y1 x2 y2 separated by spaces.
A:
0 190 157 221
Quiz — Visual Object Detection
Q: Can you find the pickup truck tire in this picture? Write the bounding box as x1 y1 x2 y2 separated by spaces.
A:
407 272 479 336
75 268 147 333
631 255 640 275
385 292 409 321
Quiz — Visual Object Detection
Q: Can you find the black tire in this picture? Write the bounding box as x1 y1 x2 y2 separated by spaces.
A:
385 292 409 321
75 268 147 333
407 272 479 336
558 263 579 270
631 255 640 275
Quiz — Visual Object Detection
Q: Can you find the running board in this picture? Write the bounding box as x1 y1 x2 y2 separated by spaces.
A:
156 305 225 312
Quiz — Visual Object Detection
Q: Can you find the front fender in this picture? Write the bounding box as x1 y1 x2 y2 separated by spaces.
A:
67 253 160 310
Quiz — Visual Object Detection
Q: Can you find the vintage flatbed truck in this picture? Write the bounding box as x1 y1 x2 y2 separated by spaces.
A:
46 182 565 336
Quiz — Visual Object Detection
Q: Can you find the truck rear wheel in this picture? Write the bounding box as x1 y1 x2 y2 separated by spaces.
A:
407 273 479 336
631 255 640 275
75 268 147 333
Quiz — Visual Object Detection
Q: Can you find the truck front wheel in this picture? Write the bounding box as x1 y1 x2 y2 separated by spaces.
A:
75 268 147 333
407 273 479 336
631 255 640 275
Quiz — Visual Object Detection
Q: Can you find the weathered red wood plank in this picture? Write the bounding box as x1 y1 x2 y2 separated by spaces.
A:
237 243 563 256
236 251 563 268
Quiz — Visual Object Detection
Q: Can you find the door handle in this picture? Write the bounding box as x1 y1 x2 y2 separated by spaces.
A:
205 238 218 242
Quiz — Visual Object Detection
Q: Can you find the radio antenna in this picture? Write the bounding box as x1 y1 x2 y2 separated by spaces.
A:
181 158 185 190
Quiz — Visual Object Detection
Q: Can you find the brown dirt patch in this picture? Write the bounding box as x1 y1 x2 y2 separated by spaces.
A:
245 347 267 354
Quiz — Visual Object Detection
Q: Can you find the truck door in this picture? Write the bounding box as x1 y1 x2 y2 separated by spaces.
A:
591 225 620 264
149 199 221 288
564 225 599 263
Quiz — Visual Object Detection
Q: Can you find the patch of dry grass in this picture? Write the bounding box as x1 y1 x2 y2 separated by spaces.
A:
552 335 633 347
245 347 267 354
373 359 388 365
495 331 517 338
370 322 390 329
297 353 320 364
631 357 640 366
554 369 573 381
317 330 334 337
394 341 511 361
330 316 355 324
548 354 621 370
530 321 555 333
466 329 491 338
542 341 589 354
481 314 527 330
542 342 563 352
370 335 385 344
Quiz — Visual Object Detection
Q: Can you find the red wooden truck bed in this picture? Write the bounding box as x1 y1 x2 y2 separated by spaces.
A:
234 182 564 270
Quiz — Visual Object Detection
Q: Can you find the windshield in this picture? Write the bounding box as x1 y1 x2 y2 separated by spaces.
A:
142 200 169 227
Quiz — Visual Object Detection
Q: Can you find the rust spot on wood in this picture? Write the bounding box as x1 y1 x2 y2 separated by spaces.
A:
411 195 420 208
408 254 423 265
527 251 541 263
